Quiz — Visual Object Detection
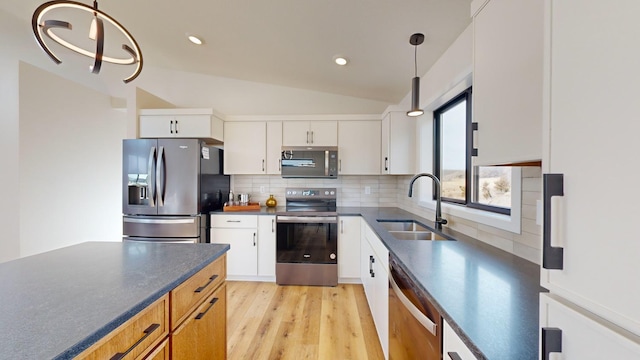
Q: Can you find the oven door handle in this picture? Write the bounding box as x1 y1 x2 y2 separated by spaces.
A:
277 216 337 224
389 269 438 336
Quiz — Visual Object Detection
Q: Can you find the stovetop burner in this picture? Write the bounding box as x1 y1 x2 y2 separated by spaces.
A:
284 187 337 214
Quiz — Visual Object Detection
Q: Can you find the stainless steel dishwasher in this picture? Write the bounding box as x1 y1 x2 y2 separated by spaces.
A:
389 255 442 359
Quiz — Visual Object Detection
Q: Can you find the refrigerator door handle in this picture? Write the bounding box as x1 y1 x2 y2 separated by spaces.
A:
148 146 156 207
156 146 165 207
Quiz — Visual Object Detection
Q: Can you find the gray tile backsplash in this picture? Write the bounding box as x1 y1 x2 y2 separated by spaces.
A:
232 168 542 264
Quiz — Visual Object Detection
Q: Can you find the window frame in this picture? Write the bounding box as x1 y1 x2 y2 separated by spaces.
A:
433 87 511 216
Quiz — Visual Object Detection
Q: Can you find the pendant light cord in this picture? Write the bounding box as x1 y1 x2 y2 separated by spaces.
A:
414 45 417 77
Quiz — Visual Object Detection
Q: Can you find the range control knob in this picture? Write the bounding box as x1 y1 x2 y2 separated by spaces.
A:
330 191 335 195
330 253 336 260
324 191 329 195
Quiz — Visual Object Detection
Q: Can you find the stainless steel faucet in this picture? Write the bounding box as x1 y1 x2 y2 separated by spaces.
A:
408 173 448 229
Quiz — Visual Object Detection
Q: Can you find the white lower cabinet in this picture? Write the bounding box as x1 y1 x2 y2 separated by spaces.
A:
210 214 276 280
257 216 276 278
360 221 389 359
443 320 477 360
338 216 361 282
540 293 640 360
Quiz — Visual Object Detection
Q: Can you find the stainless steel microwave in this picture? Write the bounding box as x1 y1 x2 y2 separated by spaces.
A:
281 146 338 178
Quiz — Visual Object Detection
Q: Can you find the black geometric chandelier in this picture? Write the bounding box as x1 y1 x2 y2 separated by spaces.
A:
407 33 425 117
31 0 143 83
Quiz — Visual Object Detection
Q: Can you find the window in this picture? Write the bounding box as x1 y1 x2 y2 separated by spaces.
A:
434 88 511 215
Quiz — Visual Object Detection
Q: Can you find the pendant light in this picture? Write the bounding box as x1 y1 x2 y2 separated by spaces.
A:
407 33 425 117
32 0 143 83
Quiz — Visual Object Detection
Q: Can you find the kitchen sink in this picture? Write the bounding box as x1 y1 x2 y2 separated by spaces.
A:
377 220 449 241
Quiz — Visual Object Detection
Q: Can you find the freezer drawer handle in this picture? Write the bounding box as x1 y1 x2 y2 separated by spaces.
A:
389 268 438 336
123 218 195 224
447 352 462 360
195 297 219 320
194 274 219 293
109 323 160 360
542 327 562 360
542 174 564 270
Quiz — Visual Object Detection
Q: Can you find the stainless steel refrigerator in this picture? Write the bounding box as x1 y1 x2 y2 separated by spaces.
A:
122 138 230 243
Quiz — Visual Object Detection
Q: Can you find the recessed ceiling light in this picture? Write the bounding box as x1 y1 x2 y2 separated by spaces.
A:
187 35 203 45
334 56 348 66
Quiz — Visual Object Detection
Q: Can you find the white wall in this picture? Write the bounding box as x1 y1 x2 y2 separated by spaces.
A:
18 63 126 258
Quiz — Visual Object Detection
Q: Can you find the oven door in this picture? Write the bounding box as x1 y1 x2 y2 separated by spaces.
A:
276 215 338 264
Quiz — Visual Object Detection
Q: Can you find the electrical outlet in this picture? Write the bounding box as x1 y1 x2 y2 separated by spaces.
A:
260 186 266 194
365 186 371 195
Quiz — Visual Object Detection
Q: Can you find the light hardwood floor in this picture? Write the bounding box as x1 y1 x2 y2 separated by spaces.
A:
226 281 385 360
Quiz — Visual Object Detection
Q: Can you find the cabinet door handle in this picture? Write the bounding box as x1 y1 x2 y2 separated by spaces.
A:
262 159 265 172
311 131 314 144
339 159 342 172
369 255 375 277
195 297 219 320
175 119 179 134
272 219 275 233
194 274 219 293
170 120 174 134
542 327 562 360
306 131 310 144
253 232 257 246
109 323 160 360
278 158 281 171
471 122 478 156
542 174 564 270
340 220 344 234
384 157 389 171
447 352 462 360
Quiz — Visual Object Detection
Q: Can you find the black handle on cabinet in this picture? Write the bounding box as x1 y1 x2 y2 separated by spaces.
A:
175 120 179 134
253 232 257 246
384 157 389 171
447 352 463 360
369 255 375 277
262 159 265 172
195 297 219 320
471 122 478 156
110 323 160 360
170 120 174 134
194 274 219 293
542 327 562 360
543 174 564 270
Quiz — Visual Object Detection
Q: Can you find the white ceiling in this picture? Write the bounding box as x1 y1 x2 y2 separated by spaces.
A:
2 0 472 112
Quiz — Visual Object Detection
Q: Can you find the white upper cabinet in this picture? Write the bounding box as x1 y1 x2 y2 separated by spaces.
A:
541 0 640 336
282 121 337 146
266 121 283 175
471 0 543 165
338 121 381 175
139 109 223 143
381 112 415 175
223 122 266 174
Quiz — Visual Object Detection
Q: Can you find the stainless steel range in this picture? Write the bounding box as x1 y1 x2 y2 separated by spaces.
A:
276 188 338 286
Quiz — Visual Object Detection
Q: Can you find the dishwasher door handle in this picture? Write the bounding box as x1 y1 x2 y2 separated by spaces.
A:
389 271 437 336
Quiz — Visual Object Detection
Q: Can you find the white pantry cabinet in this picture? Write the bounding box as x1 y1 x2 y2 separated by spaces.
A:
257 215 276 278
223 122 266 174
338 216 361 281
443 320 477 360
139 109 223 143
541 0 640 337
360 221 389 359
282 121 337 146
266 122 283 175
539 294 640 360
338 121 381 175
471 0 543 165
381 112 415 175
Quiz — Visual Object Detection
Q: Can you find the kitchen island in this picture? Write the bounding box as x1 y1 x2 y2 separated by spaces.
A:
0 241 229 359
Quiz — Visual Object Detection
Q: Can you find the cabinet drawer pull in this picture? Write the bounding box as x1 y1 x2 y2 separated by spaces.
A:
195 297 219 320
447 352 462 360
542 327 562 360
109 323 160 360
194 274 219 293
542 174 564 270
226 220 241 223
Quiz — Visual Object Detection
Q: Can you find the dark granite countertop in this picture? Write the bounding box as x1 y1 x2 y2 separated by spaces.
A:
0 242 229 360
339 207 545 360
